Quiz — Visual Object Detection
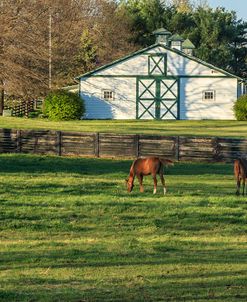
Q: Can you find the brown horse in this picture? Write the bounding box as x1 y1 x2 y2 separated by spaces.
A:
126 157 174 194
234 158 247 196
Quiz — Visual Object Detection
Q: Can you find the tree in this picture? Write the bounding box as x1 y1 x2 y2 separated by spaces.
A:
0 0 49 114
120 0 173 46
0 0 136 115
120 0 247 77
229 21 247 77
192 7 247 77
172 0 191 13
89 0 136 65
46 0 101 87
72 29 98 76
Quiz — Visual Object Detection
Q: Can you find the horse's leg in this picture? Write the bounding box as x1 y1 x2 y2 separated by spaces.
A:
137 174 144 192
159 170 167 195
152 174 157 194
242 178 245 196
236 178 240 196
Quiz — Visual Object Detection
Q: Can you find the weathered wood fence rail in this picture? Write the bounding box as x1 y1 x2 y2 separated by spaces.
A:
0 128 246 162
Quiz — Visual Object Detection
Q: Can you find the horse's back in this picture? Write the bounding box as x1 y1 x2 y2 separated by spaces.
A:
133 157 161 175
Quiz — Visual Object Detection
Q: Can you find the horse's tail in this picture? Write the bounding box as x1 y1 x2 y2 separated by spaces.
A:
159 158 174 166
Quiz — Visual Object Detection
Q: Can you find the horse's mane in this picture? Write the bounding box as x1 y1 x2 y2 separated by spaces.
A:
129 160 136 178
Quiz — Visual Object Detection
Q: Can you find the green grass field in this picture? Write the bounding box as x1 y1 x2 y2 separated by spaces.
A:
1 117 247 137
0 154 247 301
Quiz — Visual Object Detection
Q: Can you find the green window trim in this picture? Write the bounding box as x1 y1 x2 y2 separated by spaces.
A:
148 54 167 76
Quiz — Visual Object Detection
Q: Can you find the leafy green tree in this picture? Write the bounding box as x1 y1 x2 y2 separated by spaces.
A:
172 0 192 13
120 0 247 77
192 7 247 77
229 21 247 77
120 0 170 46
76 30 97 73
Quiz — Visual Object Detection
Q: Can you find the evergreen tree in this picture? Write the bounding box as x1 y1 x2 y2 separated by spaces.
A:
120 0 247 77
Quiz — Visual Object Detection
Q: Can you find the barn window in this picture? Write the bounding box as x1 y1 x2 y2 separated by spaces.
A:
148 54 167 75
203 90 215 101
102 90 114 101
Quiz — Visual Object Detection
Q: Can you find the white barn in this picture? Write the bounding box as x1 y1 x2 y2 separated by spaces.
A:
76 28 245 120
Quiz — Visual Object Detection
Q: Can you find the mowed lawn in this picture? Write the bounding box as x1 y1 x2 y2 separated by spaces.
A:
0 154 247 301
1 117 247 137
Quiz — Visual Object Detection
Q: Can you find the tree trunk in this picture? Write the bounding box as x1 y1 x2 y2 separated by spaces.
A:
0 87 4 116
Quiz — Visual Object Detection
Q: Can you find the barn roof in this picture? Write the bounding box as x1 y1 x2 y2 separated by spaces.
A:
169 34 184 42
182 38 195 49
152 28 171 35
75 43 242 80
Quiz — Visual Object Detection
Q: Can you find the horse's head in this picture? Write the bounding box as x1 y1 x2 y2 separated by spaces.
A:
125 177 134 192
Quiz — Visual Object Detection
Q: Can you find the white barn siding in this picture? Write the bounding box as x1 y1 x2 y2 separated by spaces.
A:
80 77 136 119
78 45 241 120
94 47 225 77
180 78 237 120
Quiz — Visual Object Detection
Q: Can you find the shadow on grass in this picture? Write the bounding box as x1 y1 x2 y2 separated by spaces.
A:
1 285 247 302
0 154 233 176
0 179 237 199
1 240 247 270
1 242 247 301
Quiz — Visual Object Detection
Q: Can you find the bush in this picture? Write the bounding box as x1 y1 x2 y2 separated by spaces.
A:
43 90 85 121
234 94 247 121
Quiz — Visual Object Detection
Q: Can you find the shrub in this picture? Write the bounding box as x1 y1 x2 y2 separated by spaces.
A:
43 90 85 121
234 94 247 121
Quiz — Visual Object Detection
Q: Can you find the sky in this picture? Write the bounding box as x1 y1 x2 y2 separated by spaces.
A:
207 0 247 21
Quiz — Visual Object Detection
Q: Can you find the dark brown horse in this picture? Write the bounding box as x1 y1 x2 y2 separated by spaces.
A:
234 158 247 196
126 157 174 194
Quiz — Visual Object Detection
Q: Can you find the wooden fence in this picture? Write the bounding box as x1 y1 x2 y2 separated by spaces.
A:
4 100 35 117
0 128 246 162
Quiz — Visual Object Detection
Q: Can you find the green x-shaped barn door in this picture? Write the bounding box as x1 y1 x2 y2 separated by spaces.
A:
136 77 178 120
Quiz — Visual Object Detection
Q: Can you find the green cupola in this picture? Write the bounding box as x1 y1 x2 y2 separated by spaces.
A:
153 28 172 46
169 34 184 51
182 38 196 55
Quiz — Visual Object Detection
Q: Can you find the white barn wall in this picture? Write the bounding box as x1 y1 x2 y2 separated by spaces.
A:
80 77 136 119
93 47 225 77
180 78 237 120
80 76 238 120
78 45 241 120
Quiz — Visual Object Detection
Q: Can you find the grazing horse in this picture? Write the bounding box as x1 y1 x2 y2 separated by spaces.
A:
126 157 173 195
234 158 247 196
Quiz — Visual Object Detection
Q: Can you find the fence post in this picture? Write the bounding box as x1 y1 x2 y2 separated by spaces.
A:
56 131 62 156
16 130 21 153
175 136 180 161
135 134 139 158
95 133 99 157
213 137 221 162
